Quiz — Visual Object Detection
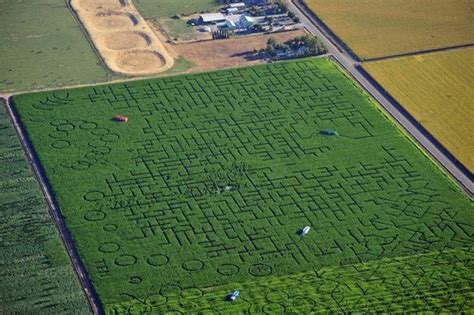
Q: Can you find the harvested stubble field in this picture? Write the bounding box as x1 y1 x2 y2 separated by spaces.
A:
364 48 474 172
12 59 474 313
303 0 474 60
0 0 110 93
0 101 88 314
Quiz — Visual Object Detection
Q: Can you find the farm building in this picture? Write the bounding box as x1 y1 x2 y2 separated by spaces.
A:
229 2 246 9
226 7 239 14
198 13 226 25
228 2 246 13
238 15 256 29
244 0 269 5
224 20 237 30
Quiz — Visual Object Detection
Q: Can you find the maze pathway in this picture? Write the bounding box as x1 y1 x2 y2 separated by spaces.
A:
12 59 473 312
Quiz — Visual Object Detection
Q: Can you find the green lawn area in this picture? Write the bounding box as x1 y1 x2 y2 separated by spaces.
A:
134 0 221 41
12 59 473 312
0 0 112 93
134 0 221 18
0 100 89 314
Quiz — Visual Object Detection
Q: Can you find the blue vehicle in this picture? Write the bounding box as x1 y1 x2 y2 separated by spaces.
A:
229 290 240 301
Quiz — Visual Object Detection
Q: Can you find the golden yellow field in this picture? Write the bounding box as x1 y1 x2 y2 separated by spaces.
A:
364 48 474 172
304 0 474 60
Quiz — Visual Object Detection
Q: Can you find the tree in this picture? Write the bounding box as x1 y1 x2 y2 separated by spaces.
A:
275 0 288 13
267 37 278 48
252 24 264 33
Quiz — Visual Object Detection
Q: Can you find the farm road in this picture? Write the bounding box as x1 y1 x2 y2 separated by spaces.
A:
289 0 473 195
4 98 104 315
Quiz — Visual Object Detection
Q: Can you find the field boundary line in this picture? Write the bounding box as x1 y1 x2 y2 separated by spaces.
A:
293 0 474 62
363 44 474 63
355 64 474 185
289 0 473 195
355 64 474 180
291 0 360 61
330 56 473 195
65 0 116 78
4 97 104 315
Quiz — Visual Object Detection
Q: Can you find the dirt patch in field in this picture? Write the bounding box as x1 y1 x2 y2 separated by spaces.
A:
91 12 137 30
78 0 124 12
102 31 151 50
70 0 174 75
116 50 166 73
175 29 307 72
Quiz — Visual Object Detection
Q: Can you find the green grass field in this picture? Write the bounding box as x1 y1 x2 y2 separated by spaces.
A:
0 0 112 93
134 0 221 19
304 0 474 60
12 59 474 313
0 100 89 314
134 0 222 41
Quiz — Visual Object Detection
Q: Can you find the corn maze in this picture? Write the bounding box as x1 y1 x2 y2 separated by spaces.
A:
0 100 88 314
12 59 473 313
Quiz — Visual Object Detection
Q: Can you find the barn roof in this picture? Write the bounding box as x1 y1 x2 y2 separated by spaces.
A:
199 13 226 23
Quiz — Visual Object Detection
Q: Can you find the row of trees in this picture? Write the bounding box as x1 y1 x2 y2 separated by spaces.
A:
264 34 328 58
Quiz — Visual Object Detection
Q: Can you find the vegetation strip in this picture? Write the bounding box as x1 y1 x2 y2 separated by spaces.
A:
0 99 89 314
108 247 474 313
4 98 103 314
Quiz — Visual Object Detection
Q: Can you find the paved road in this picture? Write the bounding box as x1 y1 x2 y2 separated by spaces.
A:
288 0 473 195
4 98 104 315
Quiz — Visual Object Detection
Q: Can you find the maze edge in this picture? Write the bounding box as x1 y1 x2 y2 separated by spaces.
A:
22 60 473 306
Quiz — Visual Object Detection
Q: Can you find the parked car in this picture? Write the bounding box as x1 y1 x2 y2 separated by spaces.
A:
229 290 240 301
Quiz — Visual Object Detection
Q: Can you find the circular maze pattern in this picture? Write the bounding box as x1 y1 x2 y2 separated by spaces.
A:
182 259 204 272
292 295 316 310
217 263 239 276
51 140 71 149
114 254 138 267
83 191 105 202
83 210 106 222
160 285 182 297
146 254 169 267
262 303 286 314
98 242 120 253
180 288 203 300
266 290 290 303
146 294 167 307
248 263 272 277
49 120 119 170
103 224 118 232
128 276 142 284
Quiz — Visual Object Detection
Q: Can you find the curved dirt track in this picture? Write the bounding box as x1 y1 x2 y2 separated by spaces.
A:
70 0 174 76
103 31 151 50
